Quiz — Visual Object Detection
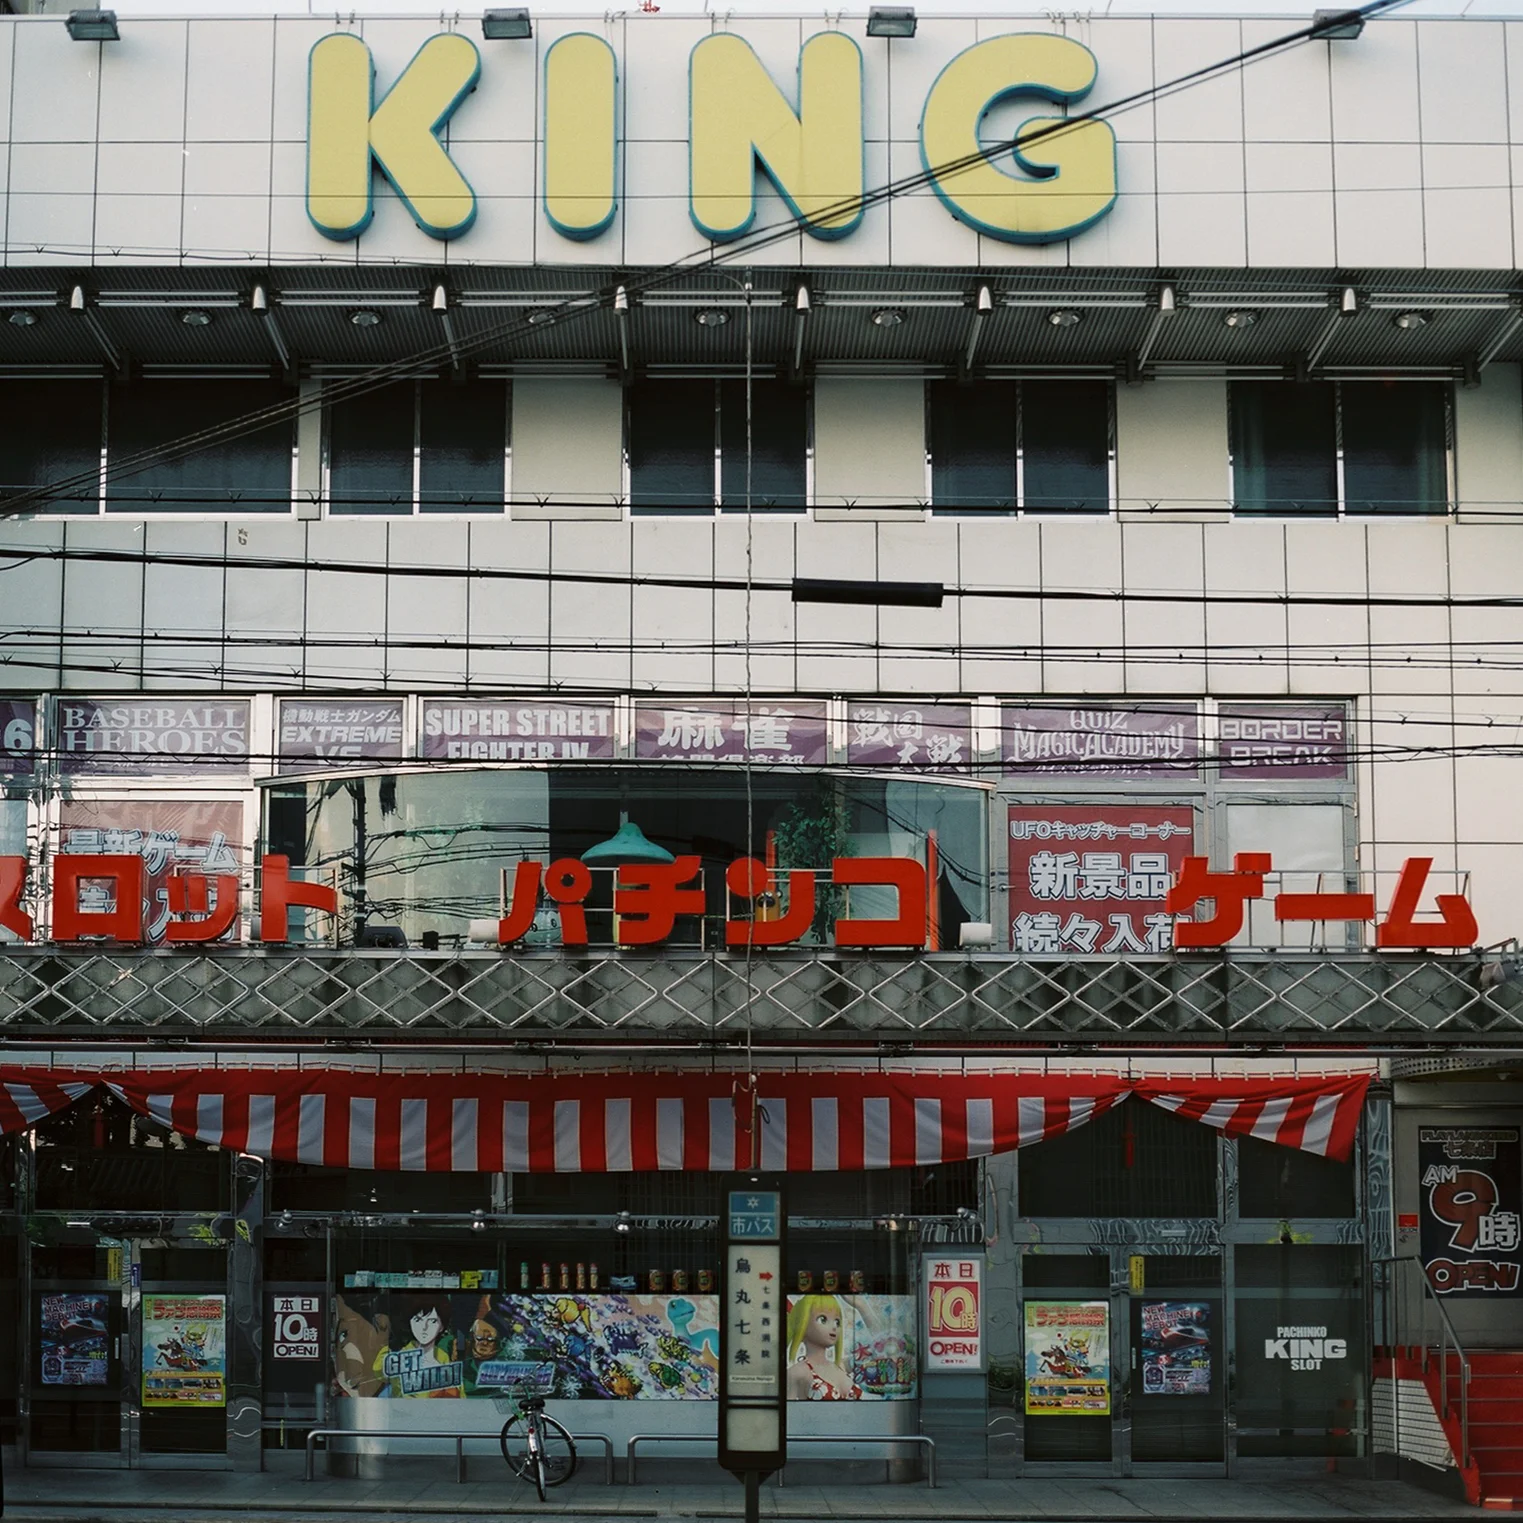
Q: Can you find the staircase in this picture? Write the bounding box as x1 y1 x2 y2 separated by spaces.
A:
1378 1346 1523 1509
1431 1351 1523 1511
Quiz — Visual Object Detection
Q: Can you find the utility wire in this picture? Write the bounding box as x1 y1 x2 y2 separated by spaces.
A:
0 0 1413 519
8 539 1523 612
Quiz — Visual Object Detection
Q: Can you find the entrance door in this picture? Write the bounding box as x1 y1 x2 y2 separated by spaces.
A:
1018 1246 1226 1475
1125 1251 1225 1471
27 1229 125 1464
130 1238 230 1465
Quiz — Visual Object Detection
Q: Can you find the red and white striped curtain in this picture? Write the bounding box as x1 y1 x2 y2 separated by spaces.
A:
0 1068 1370 1172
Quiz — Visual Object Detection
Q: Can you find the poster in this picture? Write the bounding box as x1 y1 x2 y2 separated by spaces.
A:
784 1294 917 1401
1003 704 1200 779
269 1294 323 1361
1024 1301 1110 1415
142 1294 226 1407
0 699 35 777
38 1292 110 1387
847 704 973 770
54 699 250 775
1217 703 1350 781
1007 804 1194 955
278 699 405 772
1139 1301 1211 1396
334 1290 721 1400
1419 1127 1522 1297
58 799 246 946
635 700 828 765
922 1255 983 1372
420 700 616 762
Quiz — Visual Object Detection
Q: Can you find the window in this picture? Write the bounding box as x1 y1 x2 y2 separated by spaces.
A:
106 379 294 514
628 378 807 513
1231 380 1448 516
1231 381 1337 516
0 380 101 512
328 378 507 514
929 379 1110 514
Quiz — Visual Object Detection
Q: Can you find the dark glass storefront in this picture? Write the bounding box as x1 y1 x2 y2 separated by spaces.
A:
1 1089 1373 1479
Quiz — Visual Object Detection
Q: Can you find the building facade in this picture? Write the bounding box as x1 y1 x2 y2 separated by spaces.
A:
0 2 1518 1498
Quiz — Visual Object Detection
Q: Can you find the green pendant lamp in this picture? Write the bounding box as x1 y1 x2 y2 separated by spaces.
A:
580 819 674 866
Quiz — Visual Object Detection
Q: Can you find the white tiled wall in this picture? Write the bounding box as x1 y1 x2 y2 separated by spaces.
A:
0 12 1517 269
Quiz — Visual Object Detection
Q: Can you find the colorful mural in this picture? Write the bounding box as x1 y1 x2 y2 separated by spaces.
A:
784 1295 917 1401
333 1291 720 1400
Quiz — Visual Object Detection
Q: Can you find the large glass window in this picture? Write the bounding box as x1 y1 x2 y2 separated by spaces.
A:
106 379 293 513
263 766 987 950
328 379 507 514
1232 380 1448 517
929 379 1110 514
629 379 807 513
0 380 102 512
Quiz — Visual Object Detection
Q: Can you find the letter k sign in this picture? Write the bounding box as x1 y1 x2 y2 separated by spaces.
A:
308 32 481 241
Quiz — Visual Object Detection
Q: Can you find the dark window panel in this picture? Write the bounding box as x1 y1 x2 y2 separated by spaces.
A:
105 380 293 514
629 379 713 513
1019 1099 1218 1217
419 380 506 512
719 379 807 509
929 379 1016 512
1342 381 1447 514
1022 380 1110 513
328 381 414 515
0 380 102 513
1238 1134 1355 1218
1232 380 1338 517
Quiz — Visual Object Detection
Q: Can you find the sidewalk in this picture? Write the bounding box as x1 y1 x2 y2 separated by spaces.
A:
0 1451 1478 1522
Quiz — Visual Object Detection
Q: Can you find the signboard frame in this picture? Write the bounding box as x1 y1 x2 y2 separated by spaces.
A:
921 1251 985 1374
719 1172 787 1494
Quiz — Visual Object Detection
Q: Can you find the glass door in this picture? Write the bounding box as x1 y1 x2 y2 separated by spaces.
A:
1019 1251 1118 1471
27 1229 126 1465
130 1238 230 1466
1125 1251 1226 1471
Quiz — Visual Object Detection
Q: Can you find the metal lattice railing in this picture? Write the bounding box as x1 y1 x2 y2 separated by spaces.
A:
0 948 1519 1045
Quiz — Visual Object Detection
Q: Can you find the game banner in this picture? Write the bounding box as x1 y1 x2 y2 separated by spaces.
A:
1024 1301 1110 1415
333 1290 916 1402
1139 1301 1211 1396
142 1294 226 1407
784 1294 917 1401
334 1290 721 1400
1420 1127 1523 1297
38 1292 110 1387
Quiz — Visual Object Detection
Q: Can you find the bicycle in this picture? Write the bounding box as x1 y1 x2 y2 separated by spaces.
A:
496 1363 577 1501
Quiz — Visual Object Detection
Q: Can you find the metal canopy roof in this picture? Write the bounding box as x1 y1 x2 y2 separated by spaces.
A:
0 265 1516 380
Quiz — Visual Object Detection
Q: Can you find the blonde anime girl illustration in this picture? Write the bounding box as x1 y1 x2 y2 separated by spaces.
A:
785 1294 862 1401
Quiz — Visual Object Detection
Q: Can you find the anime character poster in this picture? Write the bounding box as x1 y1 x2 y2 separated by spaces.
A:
332 1290 722 1400
784 1295 918 1402
1139 1301 1211 1396
142 1294 226 1407
39 1292 110 1387
1024 1301 1110 1415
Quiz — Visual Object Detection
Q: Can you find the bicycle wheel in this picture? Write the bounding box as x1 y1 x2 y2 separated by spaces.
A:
536 1413 577 1488
500 1413 536 1484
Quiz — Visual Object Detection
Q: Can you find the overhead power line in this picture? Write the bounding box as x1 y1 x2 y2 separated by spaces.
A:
5 540 1521 613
